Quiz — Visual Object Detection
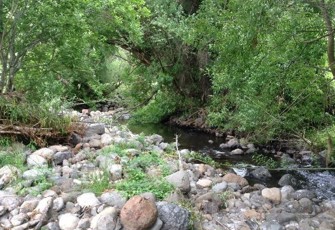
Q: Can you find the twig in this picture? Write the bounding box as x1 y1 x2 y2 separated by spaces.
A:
175 135 183 171
268 167 335 171
215 220 230 230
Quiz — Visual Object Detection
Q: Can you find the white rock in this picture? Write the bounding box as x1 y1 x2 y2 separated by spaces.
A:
262 187 281 204
212 182 228 193
34 197 53 214
180 149 190 156
0 191 22 211
59 213 79 230
281 185 295 201
230 148 244 155
150 218 163 230
27 154 47 168
0 205 6 215
166 171 191 193
77 193 101 208
196 179 213 188
89 139 102 148
0 218 12 229
22 169 47 181
32 148 54 161
42 190 57 198
101 133 113 146
90 207 118 230
10 213 27 226
49 145 69 152
0 165 19 186
20 199 39 213
0 165 19 179
11 222 30 230
78 218 90 229
53 197 64 211
109 164 123 181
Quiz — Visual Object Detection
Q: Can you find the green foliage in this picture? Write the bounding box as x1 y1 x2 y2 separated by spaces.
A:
199 0 335 140
0 137 12 148
2 0 335 145
115 151 174 199
17 167 53 196
252 153 278 169
177 200 202 230
0 96 72 132
84 170 111 195
218 191 234 209
185 151 230 169
131 91 182 123
116 175 173 200
0 150 25 170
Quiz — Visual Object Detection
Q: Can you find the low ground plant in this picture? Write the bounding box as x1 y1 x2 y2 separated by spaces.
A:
115 151 174 199
252 153 278 169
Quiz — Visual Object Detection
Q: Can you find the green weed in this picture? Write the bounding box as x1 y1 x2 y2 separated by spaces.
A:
0 137 12 148
0 150 26 170
252 153 278 169
84 170 111 195
184 151 229 168
115 151 173 199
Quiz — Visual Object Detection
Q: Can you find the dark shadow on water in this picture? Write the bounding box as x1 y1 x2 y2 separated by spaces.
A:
127 122 226 151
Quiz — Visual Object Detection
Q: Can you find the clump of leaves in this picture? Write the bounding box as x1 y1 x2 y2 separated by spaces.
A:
17 167 53 196
0 137 12 148
84 170 111 195
218 191 234 209
184 151 229 168
178 200 202 230
115 151 174 199
252 153 278 169
0 150 26 170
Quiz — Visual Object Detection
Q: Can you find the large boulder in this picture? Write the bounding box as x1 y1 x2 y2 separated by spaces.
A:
223 173 248 187
156 202 189 230
32 148 54 161
250 166 272 180
0 191 22 211
58 213 79 230
165 171 191 193
100 191 127 209
27 154 47 168
91 207 119 230
77 193 101 208
120 195 158 230
85 123 105 136
219 138 240 149
262 187 281 204
278 174 297 187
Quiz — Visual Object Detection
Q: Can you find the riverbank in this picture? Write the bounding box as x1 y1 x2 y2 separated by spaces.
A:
0 109 335 230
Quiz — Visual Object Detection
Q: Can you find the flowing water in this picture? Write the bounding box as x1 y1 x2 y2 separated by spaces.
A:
295 170 335 200
127 122 335 200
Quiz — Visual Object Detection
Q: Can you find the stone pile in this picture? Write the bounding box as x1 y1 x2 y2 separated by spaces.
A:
0 110 334 230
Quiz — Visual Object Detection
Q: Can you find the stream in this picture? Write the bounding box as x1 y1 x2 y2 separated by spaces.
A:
127 122 335 200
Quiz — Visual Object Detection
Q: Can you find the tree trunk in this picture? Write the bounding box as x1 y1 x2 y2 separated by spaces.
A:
319 0 335 78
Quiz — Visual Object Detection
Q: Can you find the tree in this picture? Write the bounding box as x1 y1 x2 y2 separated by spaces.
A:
0 0 84 93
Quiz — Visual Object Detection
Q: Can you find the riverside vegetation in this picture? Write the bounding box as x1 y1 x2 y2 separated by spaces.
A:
2 1 335 229
1 0 335 153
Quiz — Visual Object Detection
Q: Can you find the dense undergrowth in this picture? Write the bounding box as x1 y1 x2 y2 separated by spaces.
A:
0 95 82 146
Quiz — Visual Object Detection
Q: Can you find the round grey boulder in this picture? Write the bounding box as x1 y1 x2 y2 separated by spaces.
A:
156 202 189 230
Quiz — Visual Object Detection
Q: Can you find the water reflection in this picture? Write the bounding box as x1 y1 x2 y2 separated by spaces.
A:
127 123 226 151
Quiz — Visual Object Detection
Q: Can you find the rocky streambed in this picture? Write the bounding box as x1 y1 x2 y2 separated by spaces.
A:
0 110 335 230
